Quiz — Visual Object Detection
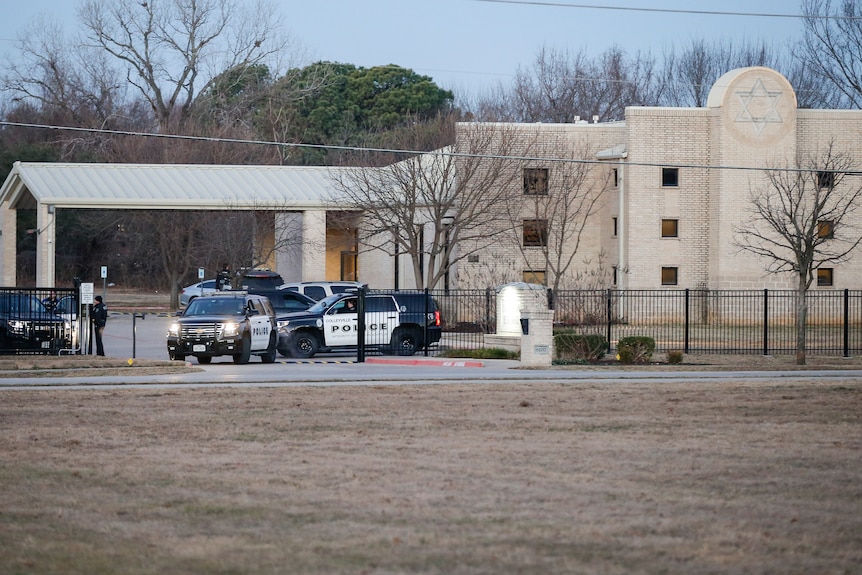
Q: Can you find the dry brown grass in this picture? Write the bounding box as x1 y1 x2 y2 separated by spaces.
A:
1 377 860 574
0 356 196 378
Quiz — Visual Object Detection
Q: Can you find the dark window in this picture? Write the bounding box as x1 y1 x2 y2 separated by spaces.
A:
366 296 397 313
662 168 679 187
818 220 834 239
661 267 678 286
817 268 834 287
661 219 679 238
304 286 326 300
817 171 836 189
524 168 549 195
612 217 618 236
613 168 619 188
523 219 548 247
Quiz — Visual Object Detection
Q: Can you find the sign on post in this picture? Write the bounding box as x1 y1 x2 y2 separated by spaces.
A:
100 266 108 279
80 282 94 305
198 267 205 280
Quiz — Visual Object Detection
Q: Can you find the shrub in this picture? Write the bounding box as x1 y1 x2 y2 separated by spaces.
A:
554 332 608 361
666 349 684 364
438 348 519 360
617 336 655 364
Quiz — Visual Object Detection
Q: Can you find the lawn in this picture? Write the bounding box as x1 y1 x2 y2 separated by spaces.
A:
1 376 860 574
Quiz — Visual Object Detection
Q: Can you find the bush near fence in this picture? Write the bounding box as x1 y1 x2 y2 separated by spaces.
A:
554 331 608 362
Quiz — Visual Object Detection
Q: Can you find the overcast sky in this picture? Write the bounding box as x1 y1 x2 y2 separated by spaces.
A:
0 0 805 96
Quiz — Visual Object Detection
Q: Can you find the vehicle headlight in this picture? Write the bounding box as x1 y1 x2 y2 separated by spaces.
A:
220 321 240 338
9 320 26 334
168 322 180 337
277 319 290 331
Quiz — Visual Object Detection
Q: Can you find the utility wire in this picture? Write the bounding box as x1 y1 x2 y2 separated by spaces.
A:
0 120 840 175
472 0 860 20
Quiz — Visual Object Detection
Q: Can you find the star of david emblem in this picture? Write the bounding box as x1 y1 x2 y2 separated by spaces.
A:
735 78 783 134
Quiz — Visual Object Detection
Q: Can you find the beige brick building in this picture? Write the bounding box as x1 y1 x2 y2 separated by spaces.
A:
452 66 862 292
3 67 861 294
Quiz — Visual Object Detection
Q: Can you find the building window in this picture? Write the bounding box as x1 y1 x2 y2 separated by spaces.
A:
613 168 619 188
523 270 546 285
523 219 548 247
612 266 618 286
661 219 679 238
817 171 836 189
818 220 834 239
662 167 679 187
817 268 834 287
524 168 549 195
340 251 358 281
661 267 678 286
612 217 618 237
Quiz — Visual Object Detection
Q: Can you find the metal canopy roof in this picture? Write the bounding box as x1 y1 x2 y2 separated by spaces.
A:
0 162 350 210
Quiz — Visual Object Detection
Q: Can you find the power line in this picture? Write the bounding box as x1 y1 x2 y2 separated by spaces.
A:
471 0 859 20
0 120 836 175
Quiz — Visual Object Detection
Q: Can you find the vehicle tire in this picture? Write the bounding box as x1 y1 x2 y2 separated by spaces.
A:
391 328 420 356
197 355 211 364
233 335 251 364
261 332 277 363
289 331 319 358
169 351 185 361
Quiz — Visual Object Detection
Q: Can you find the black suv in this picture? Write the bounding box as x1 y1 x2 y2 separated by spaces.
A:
167 292 278 364
0 291 70 353
234 269 285 291
276 291 442 358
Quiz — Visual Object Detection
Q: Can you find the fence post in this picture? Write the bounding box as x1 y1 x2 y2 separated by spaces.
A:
763 289 769 355
485 288 492 334
684 289 690 354
606 289 612 354
423 287 430 357
844 288 850 357
357 286 366 363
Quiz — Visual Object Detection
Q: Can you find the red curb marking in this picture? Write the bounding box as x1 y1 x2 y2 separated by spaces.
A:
365 358 484 368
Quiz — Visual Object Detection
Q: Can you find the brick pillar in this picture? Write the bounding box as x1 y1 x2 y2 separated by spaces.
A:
519 310 554 367
0 201 16 286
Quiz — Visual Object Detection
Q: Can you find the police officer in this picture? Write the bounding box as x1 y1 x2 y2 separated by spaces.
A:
91 295 108 356
217 264 231 291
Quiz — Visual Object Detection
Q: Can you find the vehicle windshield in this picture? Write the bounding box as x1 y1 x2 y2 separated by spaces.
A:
185 297 245 316
0 294 51 314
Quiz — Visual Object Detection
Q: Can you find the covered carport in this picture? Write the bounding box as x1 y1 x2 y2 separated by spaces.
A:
0 162 350 287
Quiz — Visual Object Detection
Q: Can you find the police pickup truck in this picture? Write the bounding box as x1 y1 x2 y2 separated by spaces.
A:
167 292 277 364
276 291 442 358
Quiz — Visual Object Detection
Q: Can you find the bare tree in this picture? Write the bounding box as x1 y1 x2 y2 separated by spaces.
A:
504 142 612 294
735 143 862 364
79 0 288 130
328 112 520 290
659 38 791 107
800 0 862 108
477 46 659 123
2 16 124 127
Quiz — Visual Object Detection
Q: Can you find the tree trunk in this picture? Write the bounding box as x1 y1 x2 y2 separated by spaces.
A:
796 279 808 365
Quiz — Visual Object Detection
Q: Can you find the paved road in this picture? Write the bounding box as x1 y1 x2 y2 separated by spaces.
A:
3 312 861 389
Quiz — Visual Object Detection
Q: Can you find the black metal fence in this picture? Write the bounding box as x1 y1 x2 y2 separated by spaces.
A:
0 287 80 354
549 288 862 356
426 288 862 356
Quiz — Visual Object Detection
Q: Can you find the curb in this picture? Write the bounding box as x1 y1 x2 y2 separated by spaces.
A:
366 357 484 368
